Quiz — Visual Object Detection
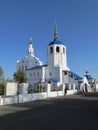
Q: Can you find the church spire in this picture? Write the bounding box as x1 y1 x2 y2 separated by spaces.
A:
54 20 59 40
28 37 34 55
29 37 33 44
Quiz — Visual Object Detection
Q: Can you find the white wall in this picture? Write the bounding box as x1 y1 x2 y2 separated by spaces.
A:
6 82 18 96
0 83 77 105
26 67 43 86
19 83 29 95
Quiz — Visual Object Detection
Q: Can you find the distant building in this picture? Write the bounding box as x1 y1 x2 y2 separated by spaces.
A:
80 71 97 92
17 23 82 88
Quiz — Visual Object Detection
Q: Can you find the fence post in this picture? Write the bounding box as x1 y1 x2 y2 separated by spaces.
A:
47 83 51 98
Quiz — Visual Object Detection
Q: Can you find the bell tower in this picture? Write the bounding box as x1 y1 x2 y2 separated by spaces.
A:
47 22 69 70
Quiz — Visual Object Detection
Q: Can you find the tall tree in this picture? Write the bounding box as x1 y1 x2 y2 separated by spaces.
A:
0 66 4 95
0 66 4 83
13 70 27 83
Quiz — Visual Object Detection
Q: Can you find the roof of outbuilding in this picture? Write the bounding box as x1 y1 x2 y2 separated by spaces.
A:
84 74 93 79
69 71 82 79
63 70 82 79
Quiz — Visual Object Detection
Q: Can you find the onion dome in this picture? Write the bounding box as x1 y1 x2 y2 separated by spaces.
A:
49 39 64 45
84 71 93 79
84 74 93 79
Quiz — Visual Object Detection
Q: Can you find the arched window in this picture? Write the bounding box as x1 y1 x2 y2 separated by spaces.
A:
25 65 27 70
37 72 39 77
19 66 21 71
22 66 24 71
63 47 65 53
30 73 32 77
49 72 52 76
50 47 53 53
33 72 36 77
56 46 60 52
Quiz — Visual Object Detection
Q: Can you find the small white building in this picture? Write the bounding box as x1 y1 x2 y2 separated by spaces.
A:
80 71 97 92
17 23 82 89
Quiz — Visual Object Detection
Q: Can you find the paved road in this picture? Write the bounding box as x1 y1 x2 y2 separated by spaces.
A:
0 94 98 130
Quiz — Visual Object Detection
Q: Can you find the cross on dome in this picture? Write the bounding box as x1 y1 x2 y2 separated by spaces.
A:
54 20 59 40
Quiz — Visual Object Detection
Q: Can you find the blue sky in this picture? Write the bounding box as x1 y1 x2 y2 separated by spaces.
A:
0 0 98 79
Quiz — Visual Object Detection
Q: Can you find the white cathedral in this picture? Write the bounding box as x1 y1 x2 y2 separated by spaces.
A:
16 23 83 89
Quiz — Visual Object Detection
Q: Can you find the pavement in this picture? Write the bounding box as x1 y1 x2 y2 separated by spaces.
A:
0 94 98 130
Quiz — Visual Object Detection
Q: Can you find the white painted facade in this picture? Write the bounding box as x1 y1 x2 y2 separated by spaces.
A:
17 38 43 72
16 25 82 89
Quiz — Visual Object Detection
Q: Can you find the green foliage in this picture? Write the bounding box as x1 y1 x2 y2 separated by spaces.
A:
0 83 4 95
0 66 4 83
13 70 27 83
6 77 14 82
0 66 4 95
28 89 35 94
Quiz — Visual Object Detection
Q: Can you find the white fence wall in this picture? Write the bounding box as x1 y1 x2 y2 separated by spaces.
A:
0 96 18 105
0 83 77 105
